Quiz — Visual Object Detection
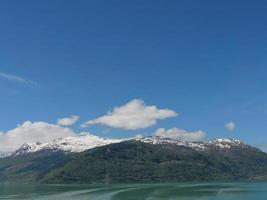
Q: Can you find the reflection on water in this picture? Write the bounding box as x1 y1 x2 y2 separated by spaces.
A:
0 182 266 200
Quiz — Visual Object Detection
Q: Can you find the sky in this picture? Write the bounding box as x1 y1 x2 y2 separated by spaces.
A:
1 0 267 152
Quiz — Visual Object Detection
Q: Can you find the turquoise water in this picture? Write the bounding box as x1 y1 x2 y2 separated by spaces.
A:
0 182 266 200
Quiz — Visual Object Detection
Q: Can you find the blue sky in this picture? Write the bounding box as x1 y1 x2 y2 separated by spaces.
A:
1 0 267 150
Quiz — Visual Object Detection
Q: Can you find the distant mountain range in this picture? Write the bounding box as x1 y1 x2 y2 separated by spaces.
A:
0 134 267 183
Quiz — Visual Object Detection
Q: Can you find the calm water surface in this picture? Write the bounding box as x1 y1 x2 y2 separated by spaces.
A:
0 182 266 200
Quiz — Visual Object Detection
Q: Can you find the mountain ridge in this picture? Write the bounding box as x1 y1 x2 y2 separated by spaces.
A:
11 133 124 157
10 134 259 157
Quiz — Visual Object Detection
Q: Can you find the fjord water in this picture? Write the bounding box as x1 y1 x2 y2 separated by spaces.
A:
0 182 266 200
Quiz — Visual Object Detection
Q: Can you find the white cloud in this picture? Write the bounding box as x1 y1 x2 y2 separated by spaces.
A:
0 121 75 152
0 72 34 86
154 127 206 141
225 122 236 131
81 99 177 130
135 134 144 139
57 115 80 126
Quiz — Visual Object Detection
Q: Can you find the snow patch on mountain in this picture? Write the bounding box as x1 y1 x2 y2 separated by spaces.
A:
137 136 206 150
137 136 247 151
12 133 124 156
208 138 243 149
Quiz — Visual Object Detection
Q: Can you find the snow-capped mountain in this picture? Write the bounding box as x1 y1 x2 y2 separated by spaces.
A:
207 138 245 148
136 136 251 151
136 136 206 150
10 134 254 157
2 135 267 184
12 133 124 156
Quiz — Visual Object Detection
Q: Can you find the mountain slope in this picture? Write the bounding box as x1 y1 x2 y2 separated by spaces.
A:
0 150 69 183
1 137 267 184
41 139 267 183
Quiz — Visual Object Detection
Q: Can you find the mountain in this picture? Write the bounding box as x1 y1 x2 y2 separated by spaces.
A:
0 150 69 183
137 136 251 151
0 135 267 183
11 133 124 156
11 135 252 157
41 138 267 183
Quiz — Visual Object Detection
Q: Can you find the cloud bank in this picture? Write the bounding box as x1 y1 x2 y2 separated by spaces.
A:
0 121 75 152
81 99 177 130
57 115 80 126
154 127 206 141
0 100 208 153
